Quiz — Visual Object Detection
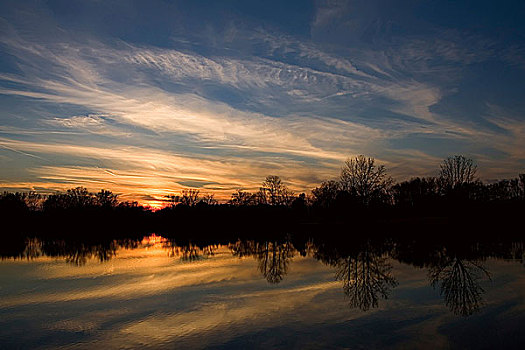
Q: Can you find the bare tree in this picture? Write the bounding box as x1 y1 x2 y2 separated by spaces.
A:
24 191 44 211
165 194 180 208
166 191 213 207
95 189 119 207
439 155 477 189
311 180 341 208
66 187 96 207
260 175 294 206
44 187 96 209
392 177 440 207
518 174 525 200
229 190 256 206
180 189 200 206
199 194 217 205
340 155 392 205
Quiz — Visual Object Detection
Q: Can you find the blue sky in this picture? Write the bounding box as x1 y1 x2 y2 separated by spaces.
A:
1 0 524 205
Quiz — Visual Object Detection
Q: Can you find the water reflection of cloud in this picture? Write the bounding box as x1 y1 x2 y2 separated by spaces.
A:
1 244 525 349
0 244 347 348
1 260 256 308
118 282 339 346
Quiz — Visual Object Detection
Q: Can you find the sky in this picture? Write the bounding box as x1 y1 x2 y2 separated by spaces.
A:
1 0 524 206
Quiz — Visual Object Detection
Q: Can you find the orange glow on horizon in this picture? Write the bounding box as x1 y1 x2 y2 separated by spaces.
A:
0 181 236 208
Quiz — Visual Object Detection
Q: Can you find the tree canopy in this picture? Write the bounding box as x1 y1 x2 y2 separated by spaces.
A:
340 155 393 206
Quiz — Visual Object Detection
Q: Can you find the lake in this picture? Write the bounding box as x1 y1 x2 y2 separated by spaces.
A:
1 234 525 349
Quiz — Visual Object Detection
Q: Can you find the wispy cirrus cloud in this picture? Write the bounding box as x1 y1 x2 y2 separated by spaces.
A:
0 0 524 204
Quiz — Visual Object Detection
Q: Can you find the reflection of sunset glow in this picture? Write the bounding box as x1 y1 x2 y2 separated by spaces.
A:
2 237 525 349
141 234 167 249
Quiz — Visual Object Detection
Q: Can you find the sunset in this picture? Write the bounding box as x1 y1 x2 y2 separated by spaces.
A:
1 1 525 349
1 1 524 205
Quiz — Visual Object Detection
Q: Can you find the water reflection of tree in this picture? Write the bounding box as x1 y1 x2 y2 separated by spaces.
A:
164 241 217 262
230 240 295 284
429 256 490 316
334 249 398 311
2 238 133 265
510 241 525 268
48 240 119 266
312 239 397 311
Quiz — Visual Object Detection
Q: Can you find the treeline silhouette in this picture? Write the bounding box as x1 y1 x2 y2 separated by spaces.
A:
1 154 524 239
2 232 522 317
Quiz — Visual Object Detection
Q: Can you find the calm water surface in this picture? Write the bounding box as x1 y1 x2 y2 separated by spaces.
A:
1 234 525 349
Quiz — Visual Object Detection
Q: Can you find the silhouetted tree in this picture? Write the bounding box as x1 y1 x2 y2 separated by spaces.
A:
66 187 96 207
43 187 96 210
199 194 217 205
43 193 66 211
510 175 525 200
517 174 525 200
24 191 44 211
439 155 477 190
340 155 393 206
95 189 119 208
0 192 28 212
311 180 341 208
291 193 308 210
118 200 140 208
254 190 269 205
393 177 440 207
165 194 180 208
485 175 525 201
260 175 294 206
180 189 200 206
229 190 256 206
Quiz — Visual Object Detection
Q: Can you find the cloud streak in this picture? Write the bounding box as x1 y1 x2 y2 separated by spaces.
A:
0 1 524 204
